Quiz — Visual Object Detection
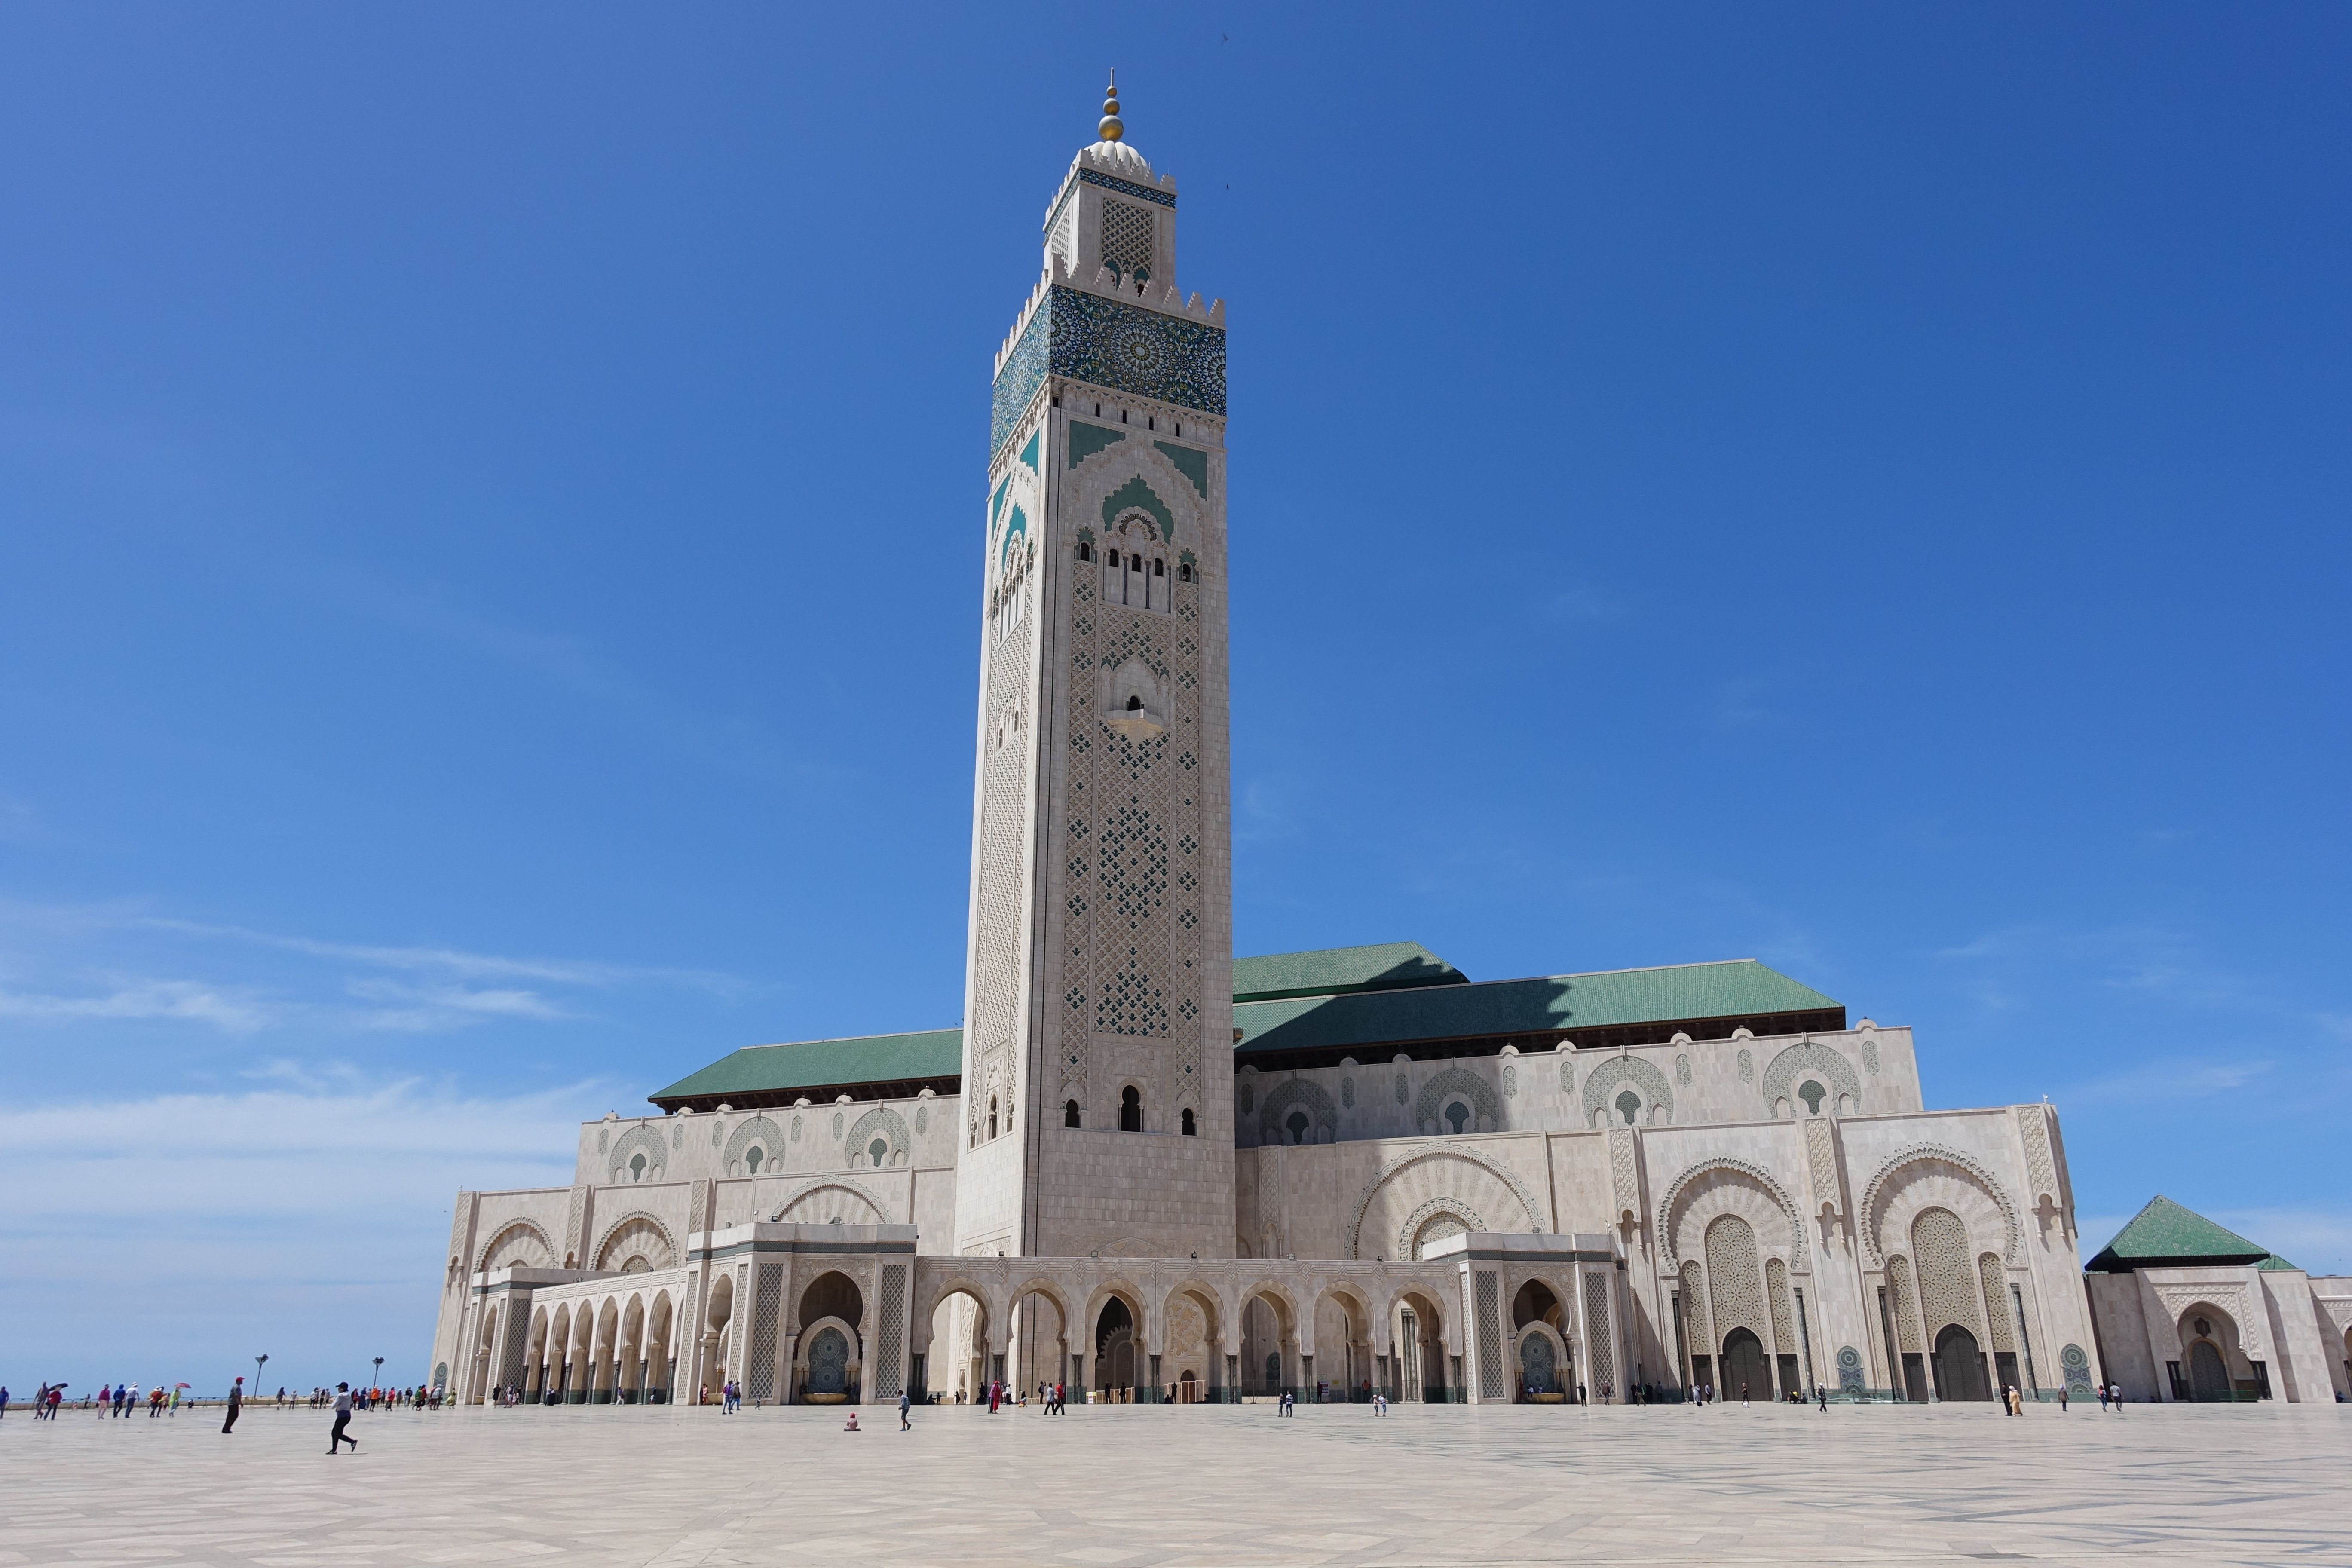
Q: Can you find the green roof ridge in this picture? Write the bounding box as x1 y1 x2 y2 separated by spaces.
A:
1231 942 1468 1003
2085 1195 2273 1272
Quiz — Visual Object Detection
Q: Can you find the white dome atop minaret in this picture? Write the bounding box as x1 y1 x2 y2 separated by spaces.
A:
1081 70 1155 178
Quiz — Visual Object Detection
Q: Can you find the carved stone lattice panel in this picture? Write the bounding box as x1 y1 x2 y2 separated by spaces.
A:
1766 1256 1796 1356
746 1263 784 1403
873 1263 907 1399
1910 1207 1984 1341
1474 1270 1505 1400
1704 1213 1768 1347
1803 1118 1842 1216
1582 1272 1616 1390
1886 1256 1922 1352
974 614 1034 1087
1607 1127 1640 1223
1681 1260 1709 1362
2015 1104 2059 1205
1978 1254 2016 1351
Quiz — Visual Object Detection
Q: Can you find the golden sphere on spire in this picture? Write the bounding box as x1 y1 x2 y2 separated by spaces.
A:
1098 72 1123 141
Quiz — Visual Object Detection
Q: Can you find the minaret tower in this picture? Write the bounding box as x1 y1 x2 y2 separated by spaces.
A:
953 78 1234 1261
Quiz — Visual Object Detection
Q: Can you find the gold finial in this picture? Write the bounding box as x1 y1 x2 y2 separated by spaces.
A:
1098 70 1123 142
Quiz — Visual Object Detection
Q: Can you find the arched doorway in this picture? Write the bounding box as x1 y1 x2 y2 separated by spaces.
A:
2188 1339 2230 1400
1096 1297 1137 1394
806 1328 851 1398
1933 1324 1991 1402
1720 1328 1770 1400
1520 1332 1558 1397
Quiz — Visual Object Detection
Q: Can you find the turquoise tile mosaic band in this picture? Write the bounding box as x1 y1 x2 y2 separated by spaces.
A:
992 287 1227 458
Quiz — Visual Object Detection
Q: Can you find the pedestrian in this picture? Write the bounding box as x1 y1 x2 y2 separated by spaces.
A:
1817 1383 1827 1412
328 1383 358 1453
2097 1382 2108 1412
2111 1383 2124 1412
222 1377 243 1434
1740 1382 1750 1407
2058 1384 2069 1411
899 1388 911 1431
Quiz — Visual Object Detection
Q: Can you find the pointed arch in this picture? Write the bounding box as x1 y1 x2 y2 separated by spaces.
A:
1759 1040 1862 1116
720 1115 787 1177
1858 1144 2023 1266
1413 1066 1500 1134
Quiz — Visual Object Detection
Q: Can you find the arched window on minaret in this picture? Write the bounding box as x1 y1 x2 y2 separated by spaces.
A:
987 1097 999 1141
1119 1085 1142 1132
1064 1099 1081 1128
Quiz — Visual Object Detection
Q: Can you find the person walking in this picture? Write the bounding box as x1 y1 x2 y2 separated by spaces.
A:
2058 1384 2069 1412
2110 1383 2124 1412
1817 1384 1828 1412
328 1384 358 1453
2097 1382 2108 1412
222 1377 242 1434
899 1388 911 1431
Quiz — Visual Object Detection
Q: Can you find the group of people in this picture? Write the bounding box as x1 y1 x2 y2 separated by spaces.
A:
4 1384 69 1418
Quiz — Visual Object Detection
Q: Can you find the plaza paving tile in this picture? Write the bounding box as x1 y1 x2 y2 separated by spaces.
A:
1 1400 2346 1567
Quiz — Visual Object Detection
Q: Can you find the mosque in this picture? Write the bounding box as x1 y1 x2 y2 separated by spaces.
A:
427 83 2352 1411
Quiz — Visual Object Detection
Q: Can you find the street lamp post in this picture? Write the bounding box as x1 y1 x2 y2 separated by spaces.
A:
255 1355 268 1404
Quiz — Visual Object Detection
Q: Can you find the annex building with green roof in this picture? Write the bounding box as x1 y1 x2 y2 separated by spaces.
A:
426 90 2171 1418
2079 1195 2352 1403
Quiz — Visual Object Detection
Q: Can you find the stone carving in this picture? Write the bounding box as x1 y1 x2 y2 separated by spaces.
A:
1762 1041 1863 1115
1767 1255 1796 1355
1415 1066 1499 1135
1656 1157 1809 1271
1978 1253 2015 1351
722 1116 788 1177
1501 1064 1517 1100
1259 1078 1339 1148
1395 1072 1409 1104
1836 1344 1865 1393
1910 1207 1983 1340
1803 1118 1841 1215
1736 1048 1753 1083
1341 1075 1355 1109
477 1218 554 1273
1681 1260 1709 1362
2059 1343 2094 1393
1675 1053 1692 1086
593 1212 678 1273
1400 1199 1483 1262
2015 1104 2058 1206
1581 1055 1673 1128
1886 1256 1922 1351
770 1177 891 1226
606 1124 668 1185
846 1105 912 1168
1705 1214 1767 1346
1607 1126 1640 1224
1859 1144 2022 1266
1345 1144 1545 1259
1582 1272 1615 1390
1862 1038 1880 1075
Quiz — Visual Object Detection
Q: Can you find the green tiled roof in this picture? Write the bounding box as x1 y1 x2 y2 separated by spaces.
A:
2085 1196 2273 1272
2256 1253 2302 1272
649 951 1843 1106
650 1029 962 1106
1235 959 1838 1057
1231 942 1468 1003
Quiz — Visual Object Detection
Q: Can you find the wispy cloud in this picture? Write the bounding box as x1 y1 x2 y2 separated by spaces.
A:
0 978 278 1032
0 898 753 1041
0 1071 595 1389
1936 921 2254 1010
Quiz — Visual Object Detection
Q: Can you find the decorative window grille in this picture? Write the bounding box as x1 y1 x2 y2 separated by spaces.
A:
873 1264 907 1396
746 1263 784 1402
1582 1272 1616 1391
1101 199 1155 284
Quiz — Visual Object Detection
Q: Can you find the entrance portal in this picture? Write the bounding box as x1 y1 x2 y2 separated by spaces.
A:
806 1328 849 1396
1720 1328 1770 1401
1520 1334 1557 1396
1932 1324 1990 1401
2188 1339 2230 1401
1095 1298 1136 1393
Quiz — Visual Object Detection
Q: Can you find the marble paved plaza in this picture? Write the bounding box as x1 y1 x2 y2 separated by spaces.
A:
3 1400 2348 1567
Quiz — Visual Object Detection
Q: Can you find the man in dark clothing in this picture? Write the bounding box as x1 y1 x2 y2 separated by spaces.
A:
328 1384 358 1453
222 1377 243 1434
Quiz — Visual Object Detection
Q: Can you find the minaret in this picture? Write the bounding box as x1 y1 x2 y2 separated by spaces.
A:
953 78 1234 1262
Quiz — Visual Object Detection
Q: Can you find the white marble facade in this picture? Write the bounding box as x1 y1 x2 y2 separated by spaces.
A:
426 96 2222 1415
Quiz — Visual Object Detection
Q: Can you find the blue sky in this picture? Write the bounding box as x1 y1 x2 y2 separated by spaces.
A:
3 4 2347 1392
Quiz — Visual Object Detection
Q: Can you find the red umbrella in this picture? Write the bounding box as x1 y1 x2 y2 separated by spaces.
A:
175 1382 192 1390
